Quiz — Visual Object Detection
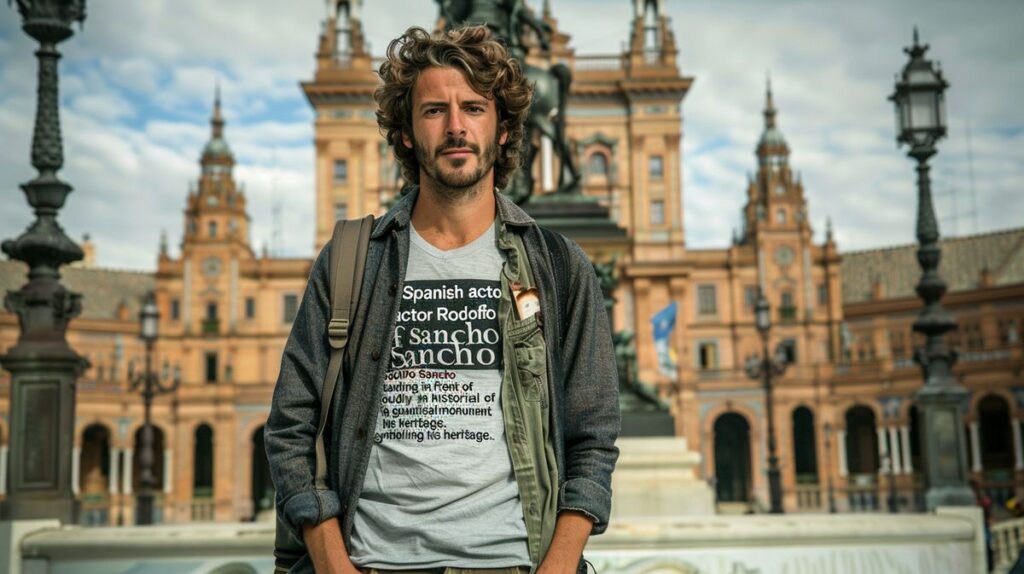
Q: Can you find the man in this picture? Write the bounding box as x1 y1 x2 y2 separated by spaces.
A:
266 25 620 574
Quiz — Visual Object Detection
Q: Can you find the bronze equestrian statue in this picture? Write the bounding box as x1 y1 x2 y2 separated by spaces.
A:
438 0 582 204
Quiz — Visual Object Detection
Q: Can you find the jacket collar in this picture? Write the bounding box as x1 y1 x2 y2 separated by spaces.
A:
371 185 535 239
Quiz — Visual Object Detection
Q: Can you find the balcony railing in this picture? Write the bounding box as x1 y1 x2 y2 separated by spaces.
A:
778 306 797 322
201 318 219 335
843 475 880 512
992 516 1024 571
794 482 822 510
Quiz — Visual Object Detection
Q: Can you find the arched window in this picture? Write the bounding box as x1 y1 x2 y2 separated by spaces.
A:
776 208 787 224
713 413 752 503
845 406 879 475
792 407 818 483
588 152 609 178
251 426 274 519
193 423 215 521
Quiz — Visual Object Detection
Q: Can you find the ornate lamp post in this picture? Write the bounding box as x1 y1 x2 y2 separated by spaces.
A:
0 0 88 523
129 293 180 525
889 28 973 509
745 289 789 513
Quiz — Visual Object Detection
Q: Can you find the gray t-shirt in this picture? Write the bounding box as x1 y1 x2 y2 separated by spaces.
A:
348 221 530 568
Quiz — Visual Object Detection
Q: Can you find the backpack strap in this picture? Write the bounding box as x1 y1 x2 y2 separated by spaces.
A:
314 214 374 491
538 226 570 341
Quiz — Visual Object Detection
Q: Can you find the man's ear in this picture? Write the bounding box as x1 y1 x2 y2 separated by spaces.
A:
498 128 508 146
402 130 413 150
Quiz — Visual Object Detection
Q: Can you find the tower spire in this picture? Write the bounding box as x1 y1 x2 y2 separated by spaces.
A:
764 73 777 130
211 81 224 139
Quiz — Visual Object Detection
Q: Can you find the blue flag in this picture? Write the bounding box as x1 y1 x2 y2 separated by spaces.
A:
651 302 678 380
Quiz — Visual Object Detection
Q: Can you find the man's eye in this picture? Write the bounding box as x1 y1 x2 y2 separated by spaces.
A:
425 108 443 116
466 105 485 113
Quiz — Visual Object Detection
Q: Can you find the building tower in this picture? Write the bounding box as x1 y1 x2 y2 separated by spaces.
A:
740 79 840 365
168 89 254 339
303 0 399 249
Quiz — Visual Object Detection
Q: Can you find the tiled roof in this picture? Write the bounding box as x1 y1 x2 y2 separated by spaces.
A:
841 227 1024 304
0 261 155 321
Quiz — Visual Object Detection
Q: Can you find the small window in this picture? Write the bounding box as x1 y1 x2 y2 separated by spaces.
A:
334 203 348 222
170 299 180 321
697 284 717 316
588 152 609 177
648 155 664 180
650 199 665 225
780 291 796 321
776 208 787 224
283 294 299 324
204 352 218 384
206 302 217 321
208 221 218 238
245 297 256 320
333 159 348 184
743 286 757 311
698 341 718 370
817 283 829 306
779 339 797 364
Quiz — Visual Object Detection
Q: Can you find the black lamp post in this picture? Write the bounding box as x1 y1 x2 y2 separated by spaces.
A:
745 288 789 513
823 421 838 513
129 293 180 525
889 28 973 509
0 0 89 523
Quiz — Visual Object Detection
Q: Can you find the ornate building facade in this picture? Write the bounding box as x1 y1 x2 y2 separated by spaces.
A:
1 0 1021 524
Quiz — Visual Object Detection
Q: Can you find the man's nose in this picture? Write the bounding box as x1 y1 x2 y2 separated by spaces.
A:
445 110 466 138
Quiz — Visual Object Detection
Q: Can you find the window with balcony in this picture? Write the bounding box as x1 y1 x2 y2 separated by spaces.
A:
779 291 796 322
203 302 219 334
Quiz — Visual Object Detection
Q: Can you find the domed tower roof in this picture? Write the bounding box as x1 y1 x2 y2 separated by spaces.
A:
756 77 789 164
201 84 233 163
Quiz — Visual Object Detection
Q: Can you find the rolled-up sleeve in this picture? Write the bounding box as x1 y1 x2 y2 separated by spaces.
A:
264 243 341 541
556 239 621 534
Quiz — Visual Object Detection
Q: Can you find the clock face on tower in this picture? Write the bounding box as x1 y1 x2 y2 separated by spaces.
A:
775 246 794 267
201 256 223 278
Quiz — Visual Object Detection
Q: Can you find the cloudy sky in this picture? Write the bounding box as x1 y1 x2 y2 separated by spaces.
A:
1 1 1021 271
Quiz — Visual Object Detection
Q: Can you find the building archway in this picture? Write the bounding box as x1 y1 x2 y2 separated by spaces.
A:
251 426 273 519
193 423 215 521
80 424 111 526
978 395 1014 473
792 406 818 483
713 413 752 503
845 406 879 475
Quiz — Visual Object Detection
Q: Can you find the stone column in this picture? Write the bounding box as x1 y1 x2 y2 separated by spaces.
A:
71 446 81 496
900 426 913 474
164 449 173 494
122 448 134 495
1013 419 1024 471
878 427 890 474
0 445 7 495
969 421 982 473
108 448 120 494
838 429 848 477
888 427 903 475
541 136 554 192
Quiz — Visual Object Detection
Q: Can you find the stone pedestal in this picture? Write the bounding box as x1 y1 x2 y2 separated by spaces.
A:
0 520 59 574
611 437 715 519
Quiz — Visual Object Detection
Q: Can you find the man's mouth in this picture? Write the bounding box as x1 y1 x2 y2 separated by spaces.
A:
440 147 475 158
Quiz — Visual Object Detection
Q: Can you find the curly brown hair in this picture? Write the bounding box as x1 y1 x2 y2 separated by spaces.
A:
374 26 533 191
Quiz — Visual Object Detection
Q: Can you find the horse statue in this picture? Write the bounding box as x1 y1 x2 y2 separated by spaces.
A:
437 0 581 204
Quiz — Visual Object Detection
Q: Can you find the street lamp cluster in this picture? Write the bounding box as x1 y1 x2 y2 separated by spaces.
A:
744 289 790 514
129 294 180 525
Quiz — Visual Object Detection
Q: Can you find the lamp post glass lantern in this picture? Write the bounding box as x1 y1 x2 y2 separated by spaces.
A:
889 28 973 510
744 288 788 513
131 292 180 525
